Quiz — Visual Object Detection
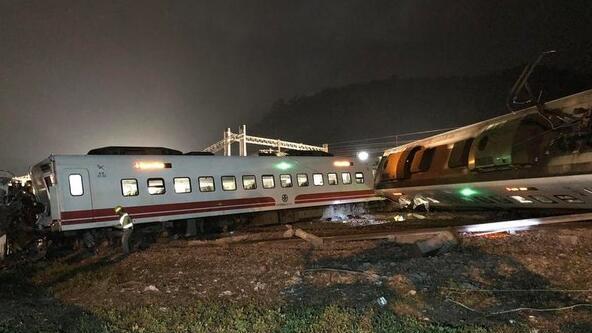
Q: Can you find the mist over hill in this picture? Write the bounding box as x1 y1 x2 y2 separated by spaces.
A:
252 65 592 155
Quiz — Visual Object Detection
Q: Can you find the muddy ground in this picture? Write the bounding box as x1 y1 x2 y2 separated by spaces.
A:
1 213 592 332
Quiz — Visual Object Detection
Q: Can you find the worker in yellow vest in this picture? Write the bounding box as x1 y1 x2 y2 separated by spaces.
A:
114 205 134 254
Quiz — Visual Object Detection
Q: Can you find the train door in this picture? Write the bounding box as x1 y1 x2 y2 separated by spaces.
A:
61 169 93 219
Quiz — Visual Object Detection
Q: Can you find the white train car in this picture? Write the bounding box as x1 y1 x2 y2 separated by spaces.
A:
30 154 379 231
374 89 592 210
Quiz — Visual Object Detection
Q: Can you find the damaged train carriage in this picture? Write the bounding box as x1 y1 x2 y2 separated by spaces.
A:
30 153 379 232
375 89 592 210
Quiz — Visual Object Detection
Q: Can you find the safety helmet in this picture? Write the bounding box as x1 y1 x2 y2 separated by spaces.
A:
114 205 124 214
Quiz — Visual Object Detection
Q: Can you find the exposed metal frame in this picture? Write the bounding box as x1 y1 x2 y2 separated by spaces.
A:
202 125 329 156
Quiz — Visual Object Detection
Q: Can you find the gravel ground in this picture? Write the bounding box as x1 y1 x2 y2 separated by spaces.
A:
1 213 592 332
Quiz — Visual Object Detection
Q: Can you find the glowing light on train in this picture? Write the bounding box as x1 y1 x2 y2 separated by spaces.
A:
460 187 478 197
134 161 166 169
274 161 292 170
333 160 352 167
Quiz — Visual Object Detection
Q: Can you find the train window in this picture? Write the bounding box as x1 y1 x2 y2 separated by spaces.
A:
327 173 338 185
554 195 584 203
313 173 324 186
418 148 435 172
280 174 293 188
262 175 275 189
44 175 53 187
198 176 215 192
68 174 84 196
530 195 555 204
221 176 237 191
341 172 352 184
147 178 166 195
355 172 364 184
509 195 533 204
174 177 191 193
121 179 139 196
242 175 257 190
448 138 474 168
297 174 309 187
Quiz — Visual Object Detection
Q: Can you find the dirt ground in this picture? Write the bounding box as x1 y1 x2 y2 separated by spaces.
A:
1 213 592 332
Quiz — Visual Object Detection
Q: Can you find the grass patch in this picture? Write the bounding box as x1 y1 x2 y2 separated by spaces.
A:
94 303 527 333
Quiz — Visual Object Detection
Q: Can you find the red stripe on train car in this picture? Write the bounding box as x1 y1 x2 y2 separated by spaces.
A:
294 190 375 203
60 197 276 225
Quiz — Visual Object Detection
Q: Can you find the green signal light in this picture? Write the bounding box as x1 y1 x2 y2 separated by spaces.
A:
460 187 478 197
275 161 292 170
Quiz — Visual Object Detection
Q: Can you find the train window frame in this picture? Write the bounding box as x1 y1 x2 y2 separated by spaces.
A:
355 172 365 184
173 177 192 194
554 194 584 204
147 178 166 195
280 174 293 188
418 148 436 172
242 175 257 190
327 173 338 185
221 176 237 191
448 138 474 168
341 172 352 184
529 195 556 204
44 175 53 187
68 174 84 196
198 176 216 192
297 173 309 187
121 178 139 197
262 175 275 189
313 173 324 186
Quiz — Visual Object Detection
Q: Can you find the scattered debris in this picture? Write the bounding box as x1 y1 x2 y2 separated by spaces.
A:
254 281 266 291
143 285 160 292
218 290 233 297
415 231 458 256
293 228 323 248
412 194 430 211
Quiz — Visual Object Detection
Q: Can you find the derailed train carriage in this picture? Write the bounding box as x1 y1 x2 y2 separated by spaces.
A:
30 149 379 232
375 88 592 210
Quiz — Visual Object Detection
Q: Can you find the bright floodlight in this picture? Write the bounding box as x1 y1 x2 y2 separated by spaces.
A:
357 151 369 161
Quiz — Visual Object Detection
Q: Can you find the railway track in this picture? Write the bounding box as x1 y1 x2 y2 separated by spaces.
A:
205 211 592 246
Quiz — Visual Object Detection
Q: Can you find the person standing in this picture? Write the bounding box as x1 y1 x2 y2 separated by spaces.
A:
114 205 134 254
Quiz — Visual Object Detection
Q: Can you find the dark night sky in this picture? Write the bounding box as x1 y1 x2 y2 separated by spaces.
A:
1 0 590 173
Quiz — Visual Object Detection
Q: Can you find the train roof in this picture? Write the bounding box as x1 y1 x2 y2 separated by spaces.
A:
383 88 592 155
41 154 349 167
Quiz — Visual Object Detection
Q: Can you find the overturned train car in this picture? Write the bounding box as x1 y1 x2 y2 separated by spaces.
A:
375 89 592 210
30 153 379 232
